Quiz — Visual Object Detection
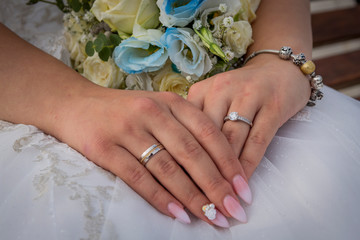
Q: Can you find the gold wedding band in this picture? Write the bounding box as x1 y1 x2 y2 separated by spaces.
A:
139 143 165 166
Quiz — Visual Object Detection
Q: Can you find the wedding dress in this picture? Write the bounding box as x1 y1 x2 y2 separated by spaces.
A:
1 1 360 239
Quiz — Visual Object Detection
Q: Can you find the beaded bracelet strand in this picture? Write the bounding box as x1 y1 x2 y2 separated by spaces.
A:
242 46 324 106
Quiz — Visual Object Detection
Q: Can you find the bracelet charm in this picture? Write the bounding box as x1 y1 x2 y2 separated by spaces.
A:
243 46 324 106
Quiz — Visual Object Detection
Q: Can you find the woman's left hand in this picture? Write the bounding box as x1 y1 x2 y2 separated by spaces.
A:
187 54 311 179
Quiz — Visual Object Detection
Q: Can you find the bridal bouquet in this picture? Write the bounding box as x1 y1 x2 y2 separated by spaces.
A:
28 0 257 97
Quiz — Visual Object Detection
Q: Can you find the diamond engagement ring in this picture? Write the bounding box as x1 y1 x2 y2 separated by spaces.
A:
139 143 165 166
224 112 253 127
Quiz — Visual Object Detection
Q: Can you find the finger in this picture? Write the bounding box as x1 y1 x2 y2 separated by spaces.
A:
119 131 229 226
93 144 191 224
187 80 209 110
201 92 230 128
158 94 250 220
201 94 257 204
221 97 259 158
239 107 280 179
144 144 231 227
115 97 234 226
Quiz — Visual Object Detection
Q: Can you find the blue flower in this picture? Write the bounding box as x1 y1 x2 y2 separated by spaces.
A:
161 27 212 78
157 0 206 27
113 35 168 74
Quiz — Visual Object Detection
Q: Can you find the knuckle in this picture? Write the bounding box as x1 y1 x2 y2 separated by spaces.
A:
217 154 238 173
198 121 218 139
149 187 163 205
241 156 257 170
127 166 148 186
207 176 228 193
249 132 268 146
133 97 161 115
154 156 178 178
182 139 203 159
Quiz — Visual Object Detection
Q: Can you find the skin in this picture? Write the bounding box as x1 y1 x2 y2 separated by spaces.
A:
188 0 313 179
0 0 312 226
0 23 245 226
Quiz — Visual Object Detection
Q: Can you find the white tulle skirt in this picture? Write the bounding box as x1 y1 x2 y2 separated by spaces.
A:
1 1 360 239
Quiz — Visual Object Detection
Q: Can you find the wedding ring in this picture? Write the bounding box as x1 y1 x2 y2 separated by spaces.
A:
139 143 165 166
202 203 217 220
224 112 253 127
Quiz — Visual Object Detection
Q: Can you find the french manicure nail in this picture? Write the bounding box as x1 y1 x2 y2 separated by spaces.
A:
223 195 247 223
168 202 191 224
233 174 252 204
211 211 230 228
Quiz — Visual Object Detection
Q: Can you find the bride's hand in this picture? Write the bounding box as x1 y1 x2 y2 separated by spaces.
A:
53 85 251 227
0 23 250 227
187 54 311 179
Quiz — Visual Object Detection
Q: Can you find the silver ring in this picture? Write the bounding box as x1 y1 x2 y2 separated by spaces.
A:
224 112 253 127
139 143 165 166
140 144 158 160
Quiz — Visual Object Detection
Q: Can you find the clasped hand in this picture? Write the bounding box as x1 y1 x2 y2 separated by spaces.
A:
55 56 309 227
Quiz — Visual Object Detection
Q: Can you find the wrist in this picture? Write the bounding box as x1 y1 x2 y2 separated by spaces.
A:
243 46 323 106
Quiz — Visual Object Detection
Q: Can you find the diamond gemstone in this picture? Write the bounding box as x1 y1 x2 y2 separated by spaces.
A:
205 209 216 220
229 112 238 121
203 204 217 220
205 204 216 220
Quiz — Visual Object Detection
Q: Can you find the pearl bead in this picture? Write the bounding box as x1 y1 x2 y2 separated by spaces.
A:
300 60 316 75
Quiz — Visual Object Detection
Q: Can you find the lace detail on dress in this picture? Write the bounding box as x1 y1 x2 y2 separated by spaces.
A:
3 119 117 240
290 108 312 122
0 1 70 65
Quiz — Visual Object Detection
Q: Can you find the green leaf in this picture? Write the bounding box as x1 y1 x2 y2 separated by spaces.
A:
99 47 111 61
85 41 95 56
94 37 105 52
109 34 121 46
68 0 81 12
83 2 91 11
56 0 65 11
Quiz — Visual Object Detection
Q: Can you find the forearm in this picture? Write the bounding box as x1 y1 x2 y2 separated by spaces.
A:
249 0 312 57
0 23 93 135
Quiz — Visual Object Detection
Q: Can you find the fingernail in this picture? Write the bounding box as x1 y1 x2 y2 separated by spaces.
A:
168 202 191 224
223 195 247 223
202 203 230 228
233 174 252 204
211 211 230 228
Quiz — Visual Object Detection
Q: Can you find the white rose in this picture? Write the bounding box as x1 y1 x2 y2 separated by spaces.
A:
82 53 125 88
63 13 89 71
91 0 160 39
125 73 154 91
223 21 253 58
236 0 257 22
153 62 191 98
200 0 257 25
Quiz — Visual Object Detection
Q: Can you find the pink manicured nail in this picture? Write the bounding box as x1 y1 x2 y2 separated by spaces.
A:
233 174 252 204
223 195 247 223
211 211 230 228
168 203 191 224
